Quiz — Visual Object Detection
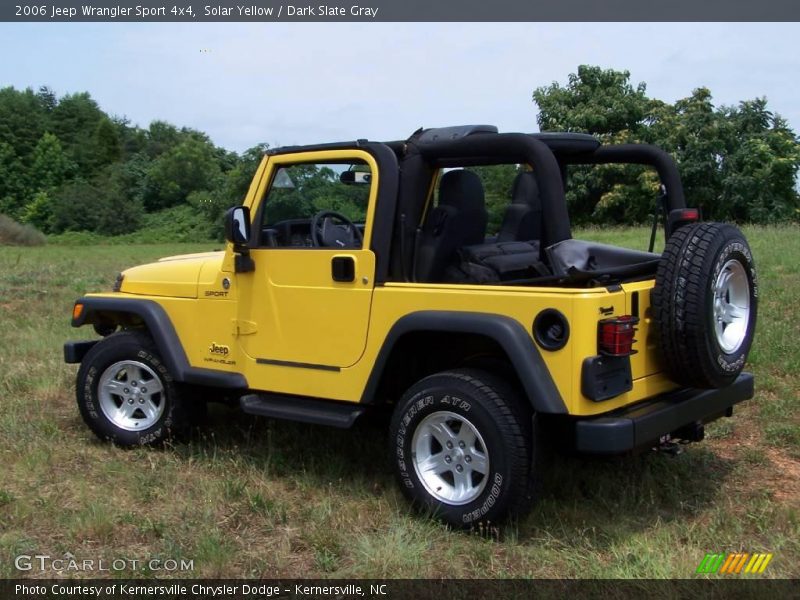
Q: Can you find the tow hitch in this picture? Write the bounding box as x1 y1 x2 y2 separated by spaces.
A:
655 421 705 455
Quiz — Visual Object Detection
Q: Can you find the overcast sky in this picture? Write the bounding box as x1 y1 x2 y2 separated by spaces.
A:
1 22 799 153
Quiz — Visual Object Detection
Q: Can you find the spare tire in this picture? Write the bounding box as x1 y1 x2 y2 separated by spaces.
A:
652 222 757 389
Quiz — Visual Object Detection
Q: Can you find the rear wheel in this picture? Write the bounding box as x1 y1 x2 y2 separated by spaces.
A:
389 369 535 527
76 330 188 446
652 222 758 388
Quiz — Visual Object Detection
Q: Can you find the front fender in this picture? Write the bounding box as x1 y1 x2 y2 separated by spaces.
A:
68 296 247 390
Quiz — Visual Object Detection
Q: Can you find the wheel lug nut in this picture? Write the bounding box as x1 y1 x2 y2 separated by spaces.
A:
139 398 145 404
131 381 137 386
465 456 472 463
455 465 463 473
444 455 452 463
140 387 146 393
124 388 129 393
446 442 453 449
458 441 465 449
128 398 134 404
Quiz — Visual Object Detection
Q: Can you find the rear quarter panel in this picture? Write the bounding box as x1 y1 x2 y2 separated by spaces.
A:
366 281 676 416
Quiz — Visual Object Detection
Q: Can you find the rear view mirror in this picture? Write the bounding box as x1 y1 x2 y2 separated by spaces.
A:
340 170 372 185
224 206 251 246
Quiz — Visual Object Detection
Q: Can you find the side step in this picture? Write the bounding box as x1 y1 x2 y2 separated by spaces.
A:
239 394 366 428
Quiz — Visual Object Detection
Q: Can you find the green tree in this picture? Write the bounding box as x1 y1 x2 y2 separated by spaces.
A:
18 133 75 231
108 152 151 207
142 137 223 210
191 143 270 239
92 168 144 235
50 92 105 172
225 143 269 203
48 181 100 233
0 85 241 238
718 100 800 222
0 141 26 216
19 191 54 232
534 65 652 138
36 86 57 112
28 132 74 193
116 116 148 156
533 65 800 224
660 88 725 217
92 117 122 166
49 173 142 235
0 87 48 159
144 120 183 158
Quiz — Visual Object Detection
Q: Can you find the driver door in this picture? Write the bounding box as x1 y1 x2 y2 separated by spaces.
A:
236 151 378 372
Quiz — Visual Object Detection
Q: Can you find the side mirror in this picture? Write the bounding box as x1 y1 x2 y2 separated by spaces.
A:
225 206 251 246
224 206 255 273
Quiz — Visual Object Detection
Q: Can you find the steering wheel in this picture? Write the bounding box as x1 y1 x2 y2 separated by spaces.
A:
310 210 363 248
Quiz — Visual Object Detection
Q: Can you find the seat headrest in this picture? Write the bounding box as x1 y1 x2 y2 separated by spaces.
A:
511 171 540 206
439 170 485 212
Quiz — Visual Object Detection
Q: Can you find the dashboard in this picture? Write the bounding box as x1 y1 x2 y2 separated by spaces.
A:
261 219 365 248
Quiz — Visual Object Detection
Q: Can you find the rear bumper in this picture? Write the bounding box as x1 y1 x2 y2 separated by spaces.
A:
574 372 754 454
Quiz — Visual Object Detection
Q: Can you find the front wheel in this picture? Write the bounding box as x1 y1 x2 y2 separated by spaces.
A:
76 330 187 446
389 369 535 527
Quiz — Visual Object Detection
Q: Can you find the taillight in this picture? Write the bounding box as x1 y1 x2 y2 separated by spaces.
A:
675 208 700 221
598 315 639 357
667 207 701 237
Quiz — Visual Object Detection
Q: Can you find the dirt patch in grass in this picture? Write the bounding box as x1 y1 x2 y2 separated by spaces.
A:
709 417 800 508
764 448 800 506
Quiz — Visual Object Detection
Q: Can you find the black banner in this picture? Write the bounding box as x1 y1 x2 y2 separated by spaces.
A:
2 0 800 22
0 579 796 600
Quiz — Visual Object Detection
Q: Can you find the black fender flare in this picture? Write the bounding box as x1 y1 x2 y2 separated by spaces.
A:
68 296 247 389
361 311 567 414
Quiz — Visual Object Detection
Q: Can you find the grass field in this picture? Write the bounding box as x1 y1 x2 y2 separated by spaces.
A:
0 226 798 579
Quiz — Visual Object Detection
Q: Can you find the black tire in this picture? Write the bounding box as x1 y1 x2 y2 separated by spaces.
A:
652 222 758 389
76 330 188 446
389 369 535 528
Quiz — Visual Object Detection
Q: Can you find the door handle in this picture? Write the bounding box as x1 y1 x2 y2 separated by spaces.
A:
331 256 355 282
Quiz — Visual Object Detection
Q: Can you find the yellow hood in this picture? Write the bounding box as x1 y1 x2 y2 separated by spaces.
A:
120 251 225 298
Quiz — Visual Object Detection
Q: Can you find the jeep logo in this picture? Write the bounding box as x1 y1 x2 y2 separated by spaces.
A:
209 343 230 356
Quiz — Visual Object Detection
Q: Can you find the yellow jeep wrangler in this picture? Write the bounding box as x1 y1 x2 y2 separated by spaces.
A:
65 125 757 526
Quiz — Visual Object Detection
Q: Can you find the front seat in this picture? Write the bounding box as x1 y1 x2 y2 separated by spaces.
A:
414 170 488 282
496 171 543 243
